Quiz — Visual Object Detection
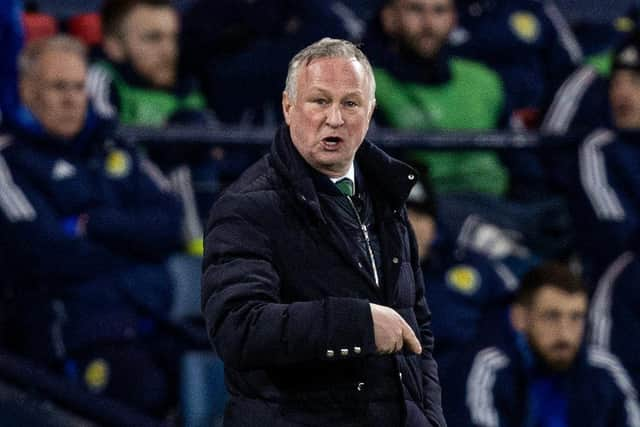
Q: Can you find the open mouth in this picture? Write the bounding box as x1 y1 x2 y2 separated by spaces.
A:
323 136 343 147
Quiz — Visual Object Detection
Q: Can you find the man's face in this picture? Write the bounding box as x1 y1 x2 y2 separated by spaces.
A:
382 0 456 59
21 50 88 139
512 286 587 372
112 5 178 88
408 208 436 262
610 69 640 129
282 56 375 177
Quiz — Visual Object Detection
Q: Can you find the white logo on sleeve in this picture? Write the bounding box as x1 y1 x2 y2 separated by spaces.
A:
52 160 76 180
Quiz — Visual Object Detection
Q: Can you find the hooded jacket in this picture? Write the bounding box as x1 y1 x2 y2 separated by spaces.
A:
201 125 446 426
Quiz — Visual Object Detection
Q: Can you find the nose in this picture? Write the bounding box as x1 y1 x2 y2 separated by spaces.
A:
325 103 344 128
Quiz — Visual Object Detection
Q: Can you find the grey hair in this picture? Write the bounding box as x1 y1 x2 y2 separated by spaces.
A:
284 37 376 102
18 34 87 79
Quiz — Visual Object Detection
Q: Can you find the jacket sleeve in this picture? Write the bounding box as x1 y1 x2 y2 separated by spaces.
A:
540 1 583 104
578 131 640 259
587 348 640 427
408 217 447 426
201 192 377 371
86 63 119 119
465 347 510 427
0 154 129 283
86 155 184 258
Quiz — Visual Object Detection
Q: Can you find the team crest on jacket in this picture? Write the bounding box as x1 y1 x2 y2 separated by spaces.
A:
446 265 480 295
84 358 110 392
509 12 540 43
615 16 635 33
105 149 131 178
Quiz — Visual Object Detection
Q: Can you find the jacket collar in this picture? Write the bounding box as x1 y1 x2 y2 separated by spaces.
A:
270 124 417 220
8 107 117 159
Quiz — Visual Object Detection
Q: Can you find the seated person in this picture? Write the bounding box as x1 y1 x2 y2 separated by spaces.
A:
88 0 206 126
560 32 640 282
363 0 509 196
0 35 197 417
88 0 213 254
464 262 639 427
450 0 582 126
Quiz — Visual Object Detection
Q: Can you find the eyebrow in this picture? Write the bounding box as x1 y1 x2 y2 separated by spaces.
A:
306 87 365 98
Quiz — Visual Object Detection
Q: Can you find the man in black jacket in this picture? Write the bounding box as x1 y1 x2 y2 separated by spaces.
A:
201 38 447 426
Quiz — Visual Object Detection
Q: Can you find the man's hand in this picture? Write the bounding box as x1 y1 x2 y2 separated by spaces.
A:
370 303 422 354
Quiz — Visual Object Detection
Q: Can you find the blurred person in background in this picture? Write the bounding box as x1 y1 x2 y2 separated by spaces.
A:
363 0 510 196
89 0 206 126
0 34 199 417
88 0 213 256
464 262 640 427
557 32 640 284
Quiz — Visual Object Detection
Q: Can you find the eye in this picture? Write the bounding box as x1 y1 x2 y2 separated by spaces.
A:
343 100 359 108
313 98 328 105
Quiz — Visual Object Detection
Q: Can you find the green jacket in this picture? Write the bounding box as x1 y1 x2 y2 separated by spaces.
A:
89 61 206 126
374 58 508 195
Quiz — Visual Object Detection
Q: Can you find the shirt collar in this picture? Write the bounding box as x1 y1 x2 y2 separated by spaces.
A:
329 163 356 194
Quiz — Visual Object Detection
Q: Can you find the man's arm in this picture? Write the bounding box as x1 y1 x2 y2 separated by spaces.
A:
201 192 378 370
578 130 640 258
0 153 129 283
587 348 640 427
84 154 184 259
465 347 510 427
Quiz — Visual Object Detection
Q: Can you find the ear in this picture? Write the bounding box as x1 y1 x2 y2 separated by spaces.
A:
380 4 398 36
103 35 126 62
510 304 528 333
368 98 376 122
282 91 293 126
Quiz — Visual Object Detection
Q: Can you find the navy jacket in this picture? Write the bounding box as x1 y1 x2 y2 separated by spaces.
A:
590 251 640 396
559 129 640 282
0 113 184 358
201 126 446 426
464 340 640 427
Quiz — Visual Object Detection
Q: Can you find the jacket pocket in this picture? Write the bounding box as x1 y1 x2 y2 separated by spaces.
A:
396 354 425 412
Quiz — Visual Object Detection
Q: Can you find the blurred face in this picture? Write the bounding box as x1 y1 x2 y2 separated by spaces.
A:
408 208 436 262
112 5 178 88
382 0 456 59
282 56 375 177
610 69 640 129
21 50 88 139
511 286 587 372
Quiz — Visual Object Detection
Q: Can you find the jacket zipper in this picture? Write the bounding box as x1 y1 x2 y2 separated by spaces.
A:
347 196 380 287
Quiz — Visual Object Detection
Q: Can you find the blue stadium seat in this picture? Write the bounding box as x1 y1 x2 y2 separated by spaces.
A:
167 254 203 322
180 351 227 427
